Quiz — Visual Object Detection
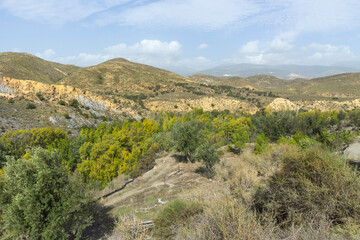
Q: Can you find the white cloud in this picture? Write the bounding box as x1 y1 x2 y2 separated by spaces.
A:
2 0 360 36
268 38 293 53
198 43 208 50
239 40 259 54
36 49 56 59
98 0 261 30
0 0 131 24
55 39 182 67
237 39 356 66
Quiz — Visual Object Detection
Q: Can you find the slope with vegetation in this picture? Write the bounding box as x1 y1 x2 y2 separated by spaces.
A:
0 52 80 84
0 107 359 239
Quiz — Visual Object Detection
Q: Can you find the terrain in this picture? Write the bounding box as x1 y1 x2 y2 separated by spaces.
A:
1 52 360 134
198 63 359 79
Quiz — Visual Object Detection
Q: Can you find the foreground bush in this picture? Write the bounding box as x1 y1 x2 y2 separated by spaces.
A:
253 147 360 228
153 199 203 239
0 148 93 239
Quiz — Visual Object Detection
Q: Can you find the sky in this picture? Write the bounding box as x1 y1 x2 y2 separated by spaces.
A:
1 0 360 74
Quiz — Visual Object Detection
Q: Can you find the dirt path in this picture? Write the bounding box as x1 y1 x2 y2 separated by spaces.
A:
100 154 209 208
344 136 360 161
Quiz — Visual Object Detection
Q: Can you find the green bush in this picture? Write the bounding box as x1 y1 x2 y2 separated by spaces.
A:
130 146 158 179
36 92 45 101
25 102 36 109
64 113 71 119
154 199 203 239
58 100 66 106
193 143 220 178
253 147 360 227
254 133 270 154
69 99 79 108
0 148 93 239
171 120 205 161
7 99 14 104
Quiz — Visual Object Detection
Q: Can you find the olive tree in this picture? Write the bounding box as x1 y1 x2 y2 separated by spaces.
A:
171 120 205 161
0 148 93 240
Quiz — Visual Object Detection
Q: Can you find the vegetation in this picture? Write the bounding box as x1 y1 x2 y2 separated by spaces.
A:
153 199 203 239
0 108 359 238
0 148 93 239
253 147 360 227
25 102 36 109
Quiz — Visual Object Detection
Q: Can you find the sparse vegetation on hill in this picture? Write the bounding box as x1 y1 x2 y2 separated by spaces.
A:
0 52 79 84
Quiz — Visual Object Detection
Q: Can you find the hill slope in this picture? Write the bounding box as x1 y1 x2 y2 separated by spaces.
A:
60 58 190 95
0 52 80 84
198 63 359 79
276 72 360 100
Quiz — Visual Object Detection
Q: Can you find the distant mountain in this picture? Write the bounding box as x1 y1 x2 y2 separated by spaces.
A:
197 63 359 79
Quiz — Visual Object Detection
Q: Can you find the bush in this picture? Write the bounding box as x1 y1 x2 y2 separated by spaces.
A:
25 102 36 109
253 147 360 227
193 143 220 178
254 133 270 154
153 199 203 239
64 113 71 119
0 148 93 239
58 100 66 105
130 146 158 179
7 99 14 104
69 99 79 108
36 92 45 101
171 120 205 161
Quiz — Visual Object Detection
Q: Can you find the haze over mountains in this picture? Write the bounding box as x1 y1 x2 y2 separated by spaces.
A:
196 63 360 79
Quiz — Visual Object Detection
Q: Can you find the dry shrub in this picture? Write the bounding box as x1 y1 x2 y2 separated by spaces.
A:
114 215 152 240
176 181 276 240
253 146 360 232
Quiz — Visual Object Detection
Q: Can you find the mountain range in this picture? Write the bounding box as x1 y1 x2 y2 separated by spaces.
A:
196 63 360 79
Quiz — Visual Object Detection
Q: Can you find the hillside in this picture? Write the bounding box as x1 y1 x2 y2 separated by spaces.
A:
60 58 191 95
1 52 360 135
278 72 360 100
0 52 80 84
189 74 295 90
198 63 359 79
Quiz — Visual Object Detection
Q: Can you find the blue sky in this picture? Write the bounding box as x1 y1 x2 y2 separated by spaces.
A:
1 0 360 74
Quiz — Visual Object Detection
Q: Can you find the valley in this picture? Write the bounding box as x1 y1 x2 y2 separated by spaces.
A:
0 52 360 240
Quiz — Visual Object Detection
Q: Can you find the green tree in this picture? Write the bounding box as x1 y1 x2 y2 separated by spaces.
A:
254 133 270 154
0 148 93 239
171 121 205 161
193 143 220 178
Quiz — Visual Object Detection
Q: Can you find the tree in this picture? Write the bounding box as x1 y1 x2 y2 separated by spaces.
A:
171 121 205 161
193 143 220 178
0 148 93 239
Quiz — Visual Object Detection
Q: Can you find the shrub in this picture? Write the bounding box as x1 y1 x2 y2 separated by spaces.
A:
130 146 158 179
36 92 45 101
25 103 36 109
0 148 93 239
69 99 79 108
64 113 71 119
7 99 14 104
253 147 360 227
58 100 66 105
171 121 205 161
153 199 203 239
254 133 270 154
193 143 220 178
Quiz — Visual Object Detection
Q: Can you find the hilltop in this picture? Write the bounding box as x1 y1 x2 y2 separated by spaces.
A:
0 52 80 84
